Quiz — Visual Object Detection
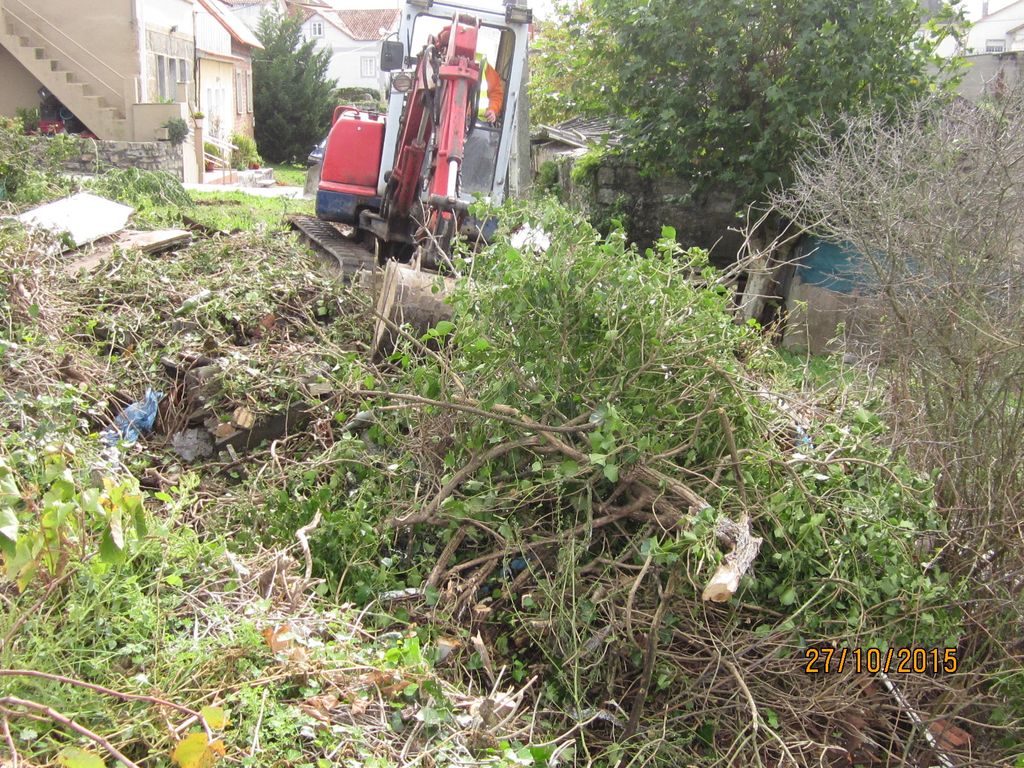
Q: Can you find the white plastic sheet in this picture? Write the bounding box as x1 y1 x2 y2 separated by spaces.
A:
16 192 134 249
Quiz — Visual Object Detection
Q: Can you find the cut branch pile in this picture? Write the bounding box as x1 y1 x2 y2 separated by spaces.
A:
0 188 988 766
328 202 974 765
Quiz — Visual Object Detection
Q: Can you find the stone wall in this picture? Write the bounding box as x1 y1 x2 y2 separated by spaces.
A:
541 152 745 267
37 136 185 180
534 150 882 353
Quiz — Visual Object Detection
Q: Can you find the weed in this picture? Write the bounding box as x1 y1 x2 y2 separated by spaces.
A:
569 146 607 185
230 134 262 170
86 168 193 211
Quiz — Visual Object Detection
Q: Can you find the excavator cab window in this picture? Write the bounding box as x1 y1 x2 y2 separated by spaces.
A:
462 26 515 197
405 14 517 199
406 15 514 122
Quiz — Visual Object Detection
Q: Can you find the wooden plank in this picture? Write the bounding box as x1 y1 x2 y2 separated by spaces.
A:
63 229 191 275
125 229 191 254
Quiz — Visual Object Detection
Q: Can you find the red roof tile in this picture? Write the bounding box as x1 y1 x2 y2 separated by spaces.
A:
335 9 400 41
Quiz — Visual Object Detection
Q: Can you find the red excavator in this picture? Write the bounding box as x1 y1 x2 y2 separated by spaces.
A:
311 0 531 268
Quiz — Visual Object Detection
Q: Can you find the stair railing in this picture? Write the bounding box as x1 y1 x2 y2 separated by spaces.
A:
203 134 239 182
2 0 125 112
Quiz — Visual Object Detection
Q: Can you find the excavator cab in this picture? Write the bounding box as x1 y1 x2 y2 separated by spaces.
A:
316 0 531 264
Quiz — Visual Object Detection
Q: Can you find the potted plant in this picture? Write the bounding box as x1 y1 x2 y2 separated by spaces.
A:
162 117 189 146
203 141 221 172
191 111 205 128
230 133 262 171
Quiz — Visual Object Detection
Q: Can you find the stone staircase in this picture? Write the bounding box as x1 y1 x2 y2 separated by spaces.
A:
0 0 131 140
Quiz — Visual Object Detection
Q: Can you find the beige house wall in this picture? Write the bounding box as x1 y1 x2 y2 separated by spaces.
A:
198 58 236 141
0 45 42 116
230 40 255 138
142 28 196 106
3 0 140 109
0 0 201 177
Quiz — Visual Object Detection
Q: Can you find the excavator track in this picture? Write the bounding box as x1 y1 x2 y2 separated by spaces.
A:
289 215 377 278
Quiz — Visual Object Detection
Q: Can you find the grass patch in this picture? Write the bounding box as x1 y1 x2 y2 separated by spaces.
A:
268 162 309 188
125 190 314 233
189 191 313 232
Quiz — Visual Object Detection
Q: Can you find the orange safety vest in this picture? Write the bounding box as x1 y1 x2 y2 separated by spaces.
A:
479 60 505 119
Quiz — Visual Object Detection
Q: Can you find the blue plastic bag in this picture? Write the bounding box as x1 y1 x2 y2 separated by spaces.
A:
102 388 164 446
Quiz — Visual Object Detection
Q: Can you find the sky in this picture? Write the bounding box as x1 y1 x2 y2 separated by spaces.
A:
530 0 556 19
958 0 1020 20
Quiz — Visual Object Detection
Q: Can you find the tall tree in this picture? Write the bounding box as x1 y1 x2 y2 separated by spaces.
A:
253 12 336 163
529 6 618 126
532 0 960 202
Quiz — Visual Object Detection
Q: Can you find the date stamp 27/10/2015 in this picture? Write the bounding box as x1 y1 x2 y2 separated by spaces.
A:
803 647 958 674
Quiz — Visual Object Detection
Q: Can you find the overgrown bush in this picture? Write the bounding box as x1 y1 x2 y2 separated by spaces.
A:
0 117 76 204
531 0 960 203
535 159 562 197
15 107 40 134
778 90 1024 757
269 198 966 765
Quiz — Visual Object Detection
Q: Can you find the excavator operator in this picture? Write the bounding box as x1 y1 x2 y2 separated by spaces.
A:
435 25 505 124
434 24 506 195
477 52 505 124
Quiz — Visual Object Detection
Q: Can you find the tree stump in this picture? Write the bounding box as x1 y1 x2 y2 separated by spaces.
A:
368 259 455 360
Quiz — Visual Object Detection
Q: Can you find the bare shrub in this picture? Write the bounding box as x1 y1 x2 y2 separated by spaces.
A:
776 91 1024 749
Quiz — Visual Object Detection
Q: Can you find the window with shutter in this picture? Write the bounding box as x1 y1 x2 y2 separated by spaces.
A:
156 55 167 100
167 57 179 101
235 70 243 114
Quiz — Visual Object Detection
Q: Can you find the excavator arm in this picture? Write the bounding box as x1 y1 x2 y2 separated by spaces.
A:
314 3 530 269
383 17 481 264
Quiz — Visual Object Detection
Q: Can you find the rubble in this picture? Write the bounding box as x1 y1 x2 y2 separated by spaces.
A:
64 229 192 274
170 428 215 462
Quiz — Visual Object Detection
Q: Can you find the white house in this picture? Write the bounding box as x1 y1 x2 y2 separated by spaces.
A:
221 0 398 91
935 0 1024 56
298 7 399 91
336 9 401 89
963 1 1024 53
925 0 1024 100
